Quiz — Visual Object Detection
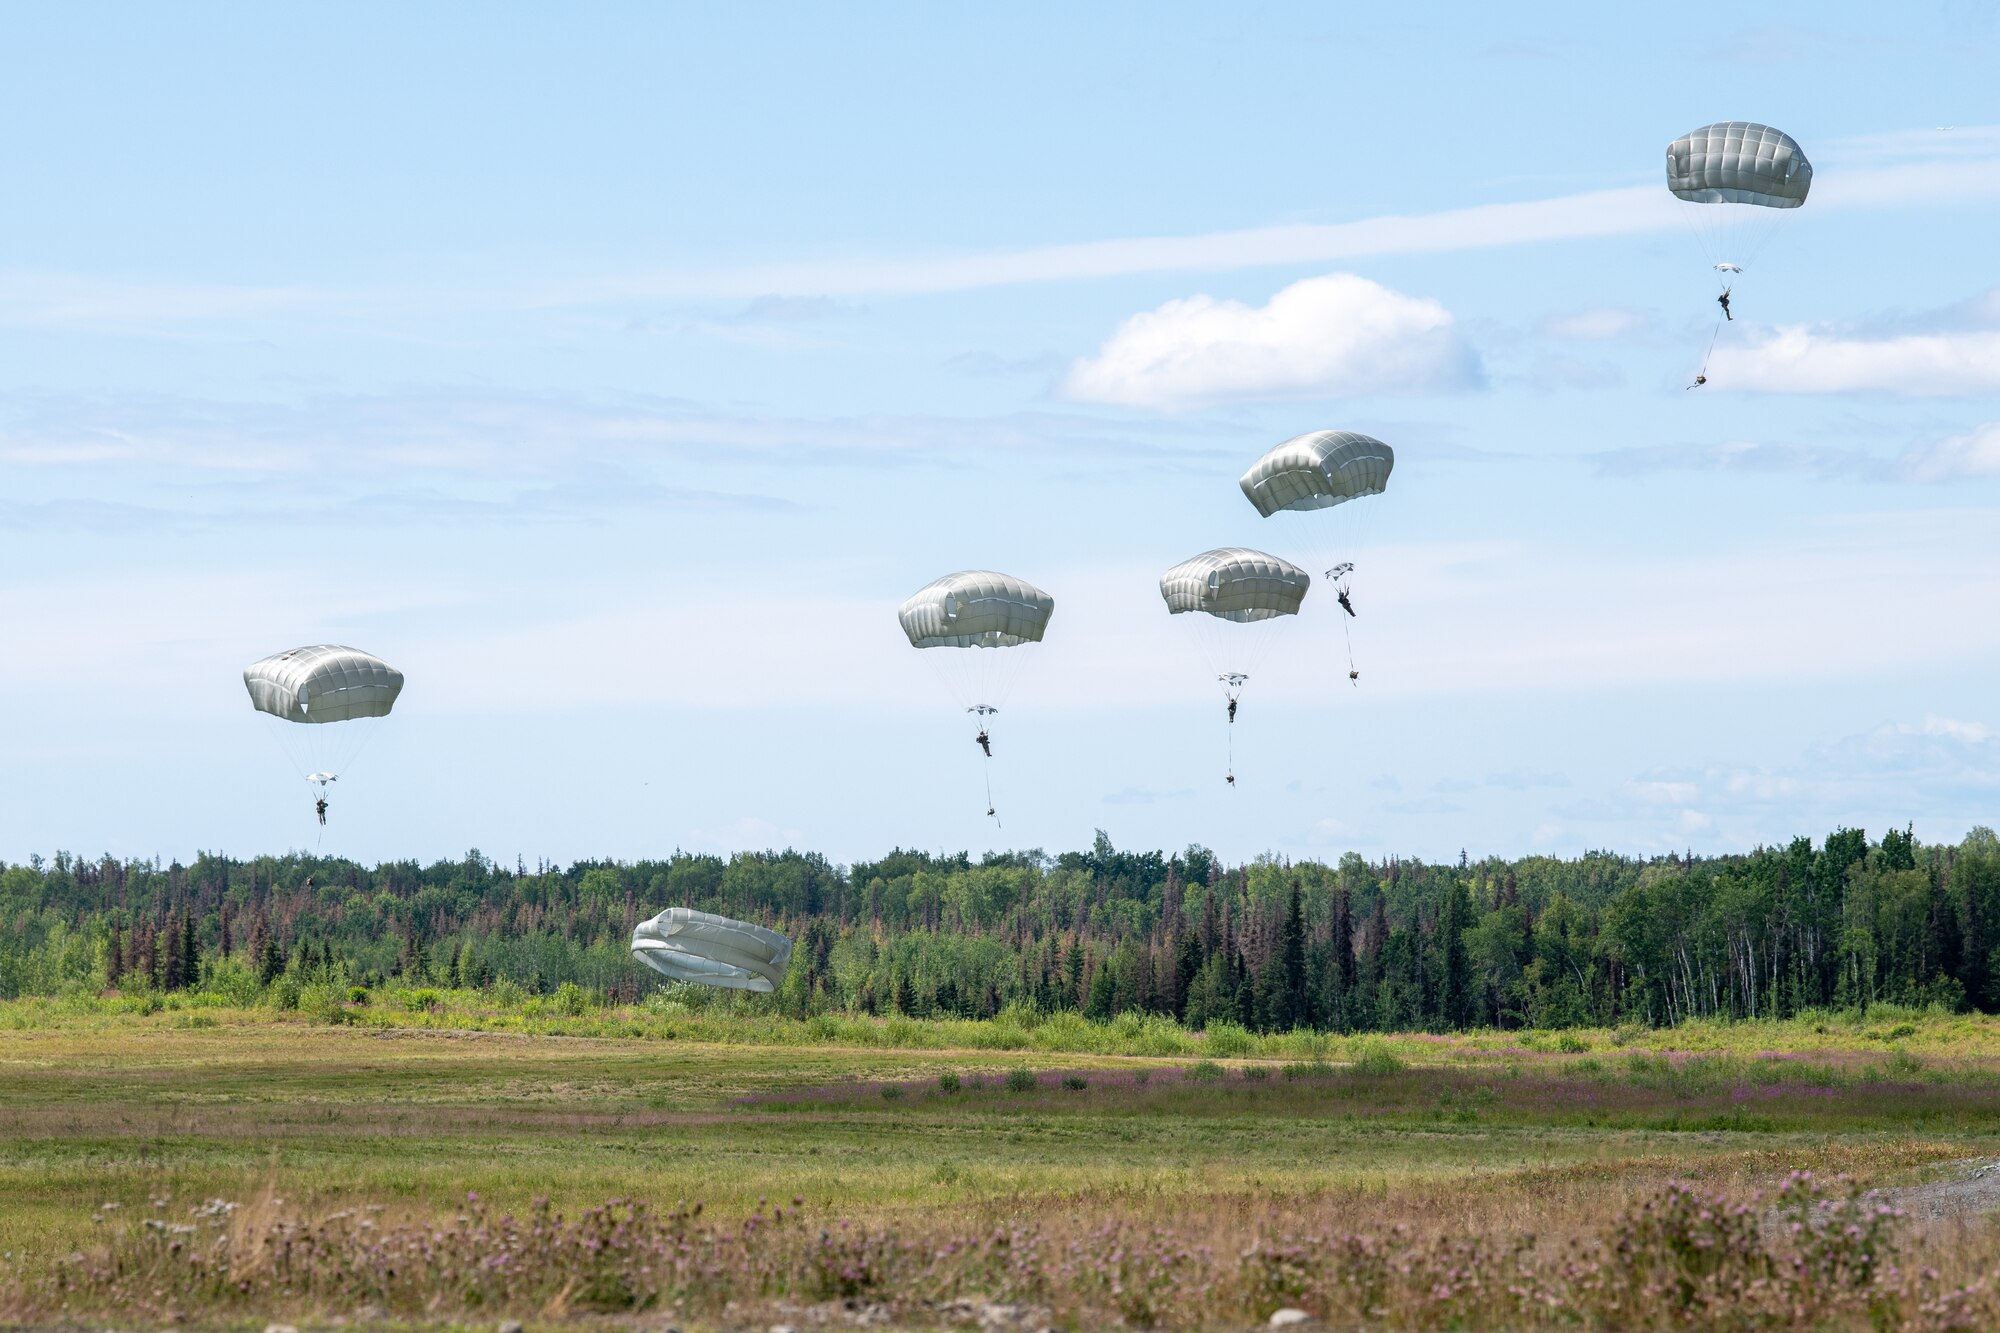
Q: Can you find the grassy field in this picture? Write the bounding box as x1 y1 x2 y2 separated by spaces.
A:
2 1000 1998 1329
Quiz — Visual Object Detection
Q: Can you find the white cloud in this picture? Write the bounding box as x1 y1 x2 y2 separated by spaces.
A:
1914 716 1992 743
1902 423 2000 481
1062 273 1479 410
1712 327 2000 396
1629 780 1700 806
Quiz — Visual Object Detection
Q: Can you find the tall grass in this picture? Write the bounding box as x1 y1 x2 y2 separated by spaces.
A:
19 1174 1989 1331
8 990 1998 1063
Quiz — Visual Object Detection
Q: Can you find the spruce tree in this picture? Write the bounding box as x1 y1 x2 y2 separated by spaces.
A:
1280 882 1308 1028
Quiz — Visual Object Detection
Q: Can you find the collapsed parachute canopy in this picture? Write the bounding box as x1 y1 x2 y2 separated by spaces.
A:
1666 122 1812 208
1239 431 1395 518
1160 548 1310 622
898 571 1055 649
630 907 794 992
243 645 404 724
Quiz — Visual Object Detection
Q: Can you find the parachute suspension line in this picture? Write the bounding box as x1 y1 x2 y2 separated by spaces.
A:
1699 306 1726 379
1220 672 1246 788
1340 604 1358 685
967 702 1001 822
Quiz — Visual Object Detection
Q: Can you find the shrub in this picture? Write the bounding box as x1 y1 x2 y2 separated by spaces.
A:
1240 1064 1270 1081
1133 1069 1150 1085
1204 1021 1255 1058
553 981 589 1017
1350 1041 1405 1076
1004 1067 1037 1093
347 986 370 1005
1555 1031 1591 1053
937 1071 960 1093
400 988 441 1013
1282 1061 1335 1080
879 1084 904 1101
1186 1060 1225 1083
1061 1074 1087 1091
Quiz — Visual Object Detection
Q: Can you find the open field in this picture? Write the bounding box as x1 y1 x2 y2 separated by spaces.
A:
3 1003 1999 1329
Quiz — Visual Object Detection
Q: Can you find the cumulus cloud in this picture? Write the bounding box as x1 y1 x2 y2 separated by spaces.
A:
1061 273 1480 410
1712 326 2000 395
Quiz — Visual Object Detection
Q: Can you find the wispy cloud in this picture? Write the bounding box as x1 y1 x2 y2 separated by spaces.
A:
1485 768 1571 790
1549 714 2000 850
1062 273 1480 410
1541 307 1650 341
1902 423 2000 481
3 128 1996 326
1589 439 1884 480
0 388 1216 476
1589 424 2000 484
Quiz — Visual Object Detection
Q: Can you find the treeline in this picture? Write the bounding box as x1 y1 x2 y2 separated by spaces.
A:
3 825 1999 1031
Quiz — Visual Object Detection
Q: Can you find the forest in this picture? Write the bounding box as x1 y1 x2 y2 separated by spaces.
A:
3 824 1997 1032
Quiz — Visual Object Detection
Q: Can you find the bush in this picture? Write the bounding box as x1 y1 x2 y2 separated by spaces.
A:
1203 1021 1255 1058
400 988 441 1013
1350 1041 1405 1076
1186 1060 1225 1083
347 986 370 1005
1555 1031 1591 1053
937 1071 960 1093
1004 1067 1037 1093
1061 1074 1088 1091
879 1084 904 1100
1282 1061 1335 1080
553 981 589 1017
1240 1064 1270 1081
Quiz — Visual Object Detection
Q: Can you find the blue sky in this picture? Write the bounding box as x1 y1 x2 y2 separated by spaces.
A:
5 1 2000 868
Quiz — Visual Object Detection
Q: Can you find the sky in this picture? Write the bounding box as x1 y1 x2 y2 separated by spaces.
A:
5 0 2000 870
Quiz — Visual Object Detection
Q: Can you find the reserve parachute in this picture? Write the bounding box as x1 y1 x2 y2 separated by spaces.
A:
1666 121 1812 382
630 908 793 992
1159 547 1309 786
898 570 1054 823
1239 430 1392 683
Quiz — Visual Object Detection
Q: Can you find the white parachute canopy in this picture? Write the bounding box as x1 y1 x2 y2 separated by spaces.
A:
1666 121 1812 277
243 644 403 790
897 569 1055 714
630 908 794 992
1159 546 1310 687
1239 430 1394 579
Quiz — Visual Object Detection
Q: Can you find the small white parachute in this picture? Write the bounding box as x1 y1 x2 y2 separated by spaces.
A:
630 907 793 992
1714 262 1743 273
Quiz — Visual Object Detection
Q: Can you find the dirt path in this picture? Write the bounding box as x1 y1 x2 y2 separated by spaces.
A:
1881 1158 2000 1223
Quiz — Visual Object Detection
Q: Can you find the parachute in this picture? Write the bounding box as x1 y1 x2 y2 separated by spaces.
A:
243 644 403 827
1666 121 1813 210
630 907 793 992
898 570 1054 822
1159 547 1309 785
1666 122 1812 380
1239 430 1393 682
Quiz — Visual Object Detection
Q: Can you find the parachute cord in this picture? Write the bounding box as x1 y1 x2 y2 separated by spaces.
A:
982 752 999 827
1699 308 1725 378
1341 610 1358 685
